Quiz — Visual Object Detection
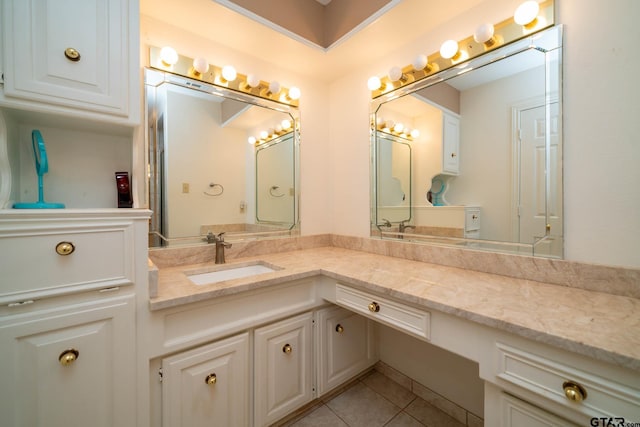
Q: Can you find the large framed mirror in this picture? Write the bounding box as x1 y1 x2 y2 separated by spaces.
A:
145 68 300 247
371 25 563 258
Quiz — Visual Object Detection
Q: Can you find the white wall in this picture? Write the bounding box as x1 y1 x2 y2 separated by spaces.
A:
328 0 640 268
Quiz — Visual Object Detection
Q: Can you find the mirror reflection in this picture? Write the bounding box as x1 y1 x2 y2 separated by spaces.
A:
145 69 299 247
372 26 562 257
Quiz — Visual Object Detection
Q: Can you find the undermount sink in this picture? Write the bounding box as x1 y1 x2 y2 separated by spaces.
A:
187 262 278 285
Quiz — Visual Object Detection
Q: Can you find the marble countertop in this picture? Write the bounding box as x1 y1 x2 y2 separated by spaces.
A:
150 246 640 372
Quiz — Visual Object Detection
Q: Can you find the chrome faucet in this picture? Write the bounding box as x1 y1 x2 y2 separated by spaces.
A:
206 231 232 264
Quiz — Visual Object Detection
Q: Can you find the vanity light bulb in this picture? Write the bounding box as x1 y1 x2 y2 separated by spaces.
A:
268 128 275 137
275 124 283 133
385 120 395 129
367 76 382 91
222 65 237 82
514 0 540 26
248 136 257 145
192 57 209 75
412 54 428 71
389 66 403 82
410 129 420 139
288 86 301 100
159 46 178 66
394 123 405 133
281 119 292 130
473 23 495 44
268 81 281 94
376 116 384 127
260 130 269 140
247 74 260 88
440 40 459 60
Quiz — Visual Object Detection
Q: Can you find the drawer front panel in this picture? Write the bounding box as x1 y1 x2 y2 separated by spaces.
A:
336 284 430 340
0 224 133 300
496 343 640 419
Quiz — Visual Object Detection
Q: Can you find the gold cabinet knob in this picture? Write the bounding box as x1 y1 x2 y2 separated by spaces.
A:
368 302 380 313
56 241 75 256
451 152 457 158
335 324 344 333
58 349 79 366
282 344 292 354
205 373 217 385
472 214 478 220
64 47 81 62
562 381 587 402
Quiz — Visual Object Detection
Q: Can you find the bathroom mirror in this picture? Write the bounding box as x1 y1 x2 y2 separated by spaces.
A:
371 26 563 258
145 68 299 247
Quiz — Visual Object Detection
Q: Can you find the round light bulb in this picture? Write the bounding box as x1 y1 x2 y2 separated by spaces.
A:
275 124 283 133
367 76 381 91
248 136 257 145
281 119 292 130
412 54 428 71
514 0 540 26
376 116 384 127
474 23 495 44
259 130 269 140
440 40 459 59
410 129 420 139
389 66 403 82
394 122 405 133
247 74 260 88
221 65 237 82
268 128 275 137
385 120 395 129
159 46 178 66
192 57 209 75
268 81 281 94
288 86 301 100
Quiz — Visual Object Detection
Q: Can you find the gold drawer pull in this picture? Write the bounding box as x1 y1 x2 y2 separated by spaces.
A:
59 349 79 366
368 302 380 313
451 152 457 158
335 324 344 333
64 47 81 62
282 344 292 354
562 381 587 402
472 214 478 220
56 241 75 256
205 373 217 385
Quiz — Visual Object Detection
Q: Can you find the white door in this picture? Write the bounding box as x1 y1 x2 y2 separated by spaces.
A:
254 312 313 426
0 295 136 427
518 102 562 255
161 333 250 427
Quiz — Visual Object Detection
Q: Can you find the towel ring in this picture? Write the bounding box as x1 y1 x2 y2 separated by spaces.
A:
269 185 285 197
204 183 224 196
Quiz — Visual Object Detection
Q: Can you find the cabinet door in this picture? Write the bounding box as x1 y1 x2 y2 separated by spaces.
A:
161 333 250 427
2 0 130 116
317 306 377 396
254 312 314 427
442 112 460 175
500 393 577 427
0 294 136 427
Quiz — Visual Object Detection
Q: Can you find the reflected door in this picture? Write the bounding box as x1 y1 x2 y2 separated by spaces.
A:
519 103 561 248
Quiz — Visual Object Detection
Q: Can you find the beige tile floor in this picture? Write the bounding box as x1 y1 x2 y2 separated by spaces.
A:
280 371 470 427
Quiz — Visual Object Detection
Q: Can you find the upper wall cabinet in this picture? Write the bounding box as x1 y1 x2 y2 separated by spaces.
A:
0 0 139 125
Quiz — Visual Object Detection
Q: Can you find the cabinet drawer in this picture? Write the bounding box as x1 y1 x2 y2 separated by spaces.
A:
335 284 430 340
495 343 640 419
0 224 134 301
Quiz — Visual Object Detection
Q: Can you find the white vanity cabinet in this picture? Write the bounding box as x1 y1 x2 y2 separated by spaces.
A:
254 312 314 427
0 292 136 427
442 111 460 175
0 0 139 124
0 210 150 427
161 333 250 427
316 305 377 396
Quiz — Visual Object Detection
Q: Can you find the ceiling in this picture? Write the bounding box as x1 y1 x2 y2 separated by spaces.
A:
140 0 487 82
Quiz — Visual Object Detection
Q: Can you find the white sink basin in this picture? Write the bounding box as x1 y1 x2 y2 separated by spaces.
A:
187 263 277 285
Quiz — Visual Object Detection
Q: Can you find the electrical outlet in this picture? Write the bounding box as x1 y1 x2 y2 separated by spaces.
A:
182 183 189 193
